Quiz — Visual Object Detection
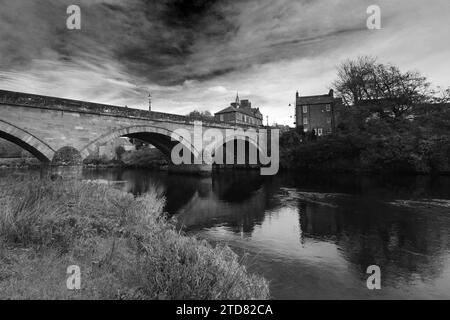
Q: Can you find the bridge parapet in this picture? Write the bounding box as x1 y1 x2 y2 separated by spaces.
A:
0 89 260 130
0 89 187 122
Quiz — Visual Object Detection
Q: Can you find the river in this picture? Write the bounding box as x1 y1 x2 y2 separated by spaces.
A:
2 167 450 299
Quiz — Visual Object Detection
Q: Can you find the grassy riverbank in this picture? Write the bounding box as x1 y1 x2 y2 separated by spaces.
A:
0 177 269 300
0 157 41 168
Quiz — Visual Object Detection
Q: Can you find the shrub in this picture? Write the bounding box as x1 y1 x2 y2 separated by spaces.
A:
121 148 167 168
52 146 82 165
281 135 364 171
360 134 426 173
83 154 122 166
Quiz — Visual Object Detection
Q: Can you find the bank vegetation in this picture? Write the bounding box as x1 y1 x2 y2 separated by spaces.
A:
0 177 269 300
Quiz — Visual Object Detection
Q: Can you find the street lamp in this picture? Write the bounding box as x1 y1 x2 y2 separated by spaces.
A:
148 92 152 111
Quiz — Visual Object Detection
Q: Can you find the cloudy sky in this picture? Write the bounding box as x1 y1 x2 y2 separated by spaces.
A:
0 0 449 125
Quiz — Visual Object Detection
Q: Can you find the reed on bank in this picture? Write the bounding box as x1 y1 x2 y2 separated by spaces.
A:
0 177 269 300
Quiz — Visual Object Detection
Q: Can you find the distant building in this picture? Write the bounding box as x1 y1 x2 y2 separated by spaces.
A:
215 93 263 126
270 123 292 134
295 89 342 136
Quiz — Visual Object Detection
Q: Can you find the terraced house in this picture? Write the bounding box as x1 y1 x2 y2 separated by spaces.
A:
215 94 264 127
295 89 342 136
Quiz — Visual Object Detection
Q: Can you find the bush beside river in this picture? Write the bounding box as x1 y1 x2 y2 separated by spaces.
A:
280 130 450 174
82 148 167 169
0 177 269 299
0 157 41 168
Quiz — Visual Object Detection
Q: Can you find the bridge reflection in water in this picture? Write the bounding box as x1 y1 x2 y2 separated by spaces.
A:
3 167 450 299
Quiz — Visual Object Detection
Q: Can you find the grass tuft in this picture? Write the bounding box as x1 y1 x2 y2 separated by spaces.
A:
0 177 269 300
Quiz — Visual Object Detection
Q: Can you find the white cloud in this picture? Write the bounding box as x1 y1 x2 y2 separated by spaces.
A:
0 0 449 125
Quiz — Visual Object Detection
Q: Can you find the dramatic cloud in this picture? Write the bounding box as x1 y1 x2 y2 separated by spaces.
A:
0 0 449 124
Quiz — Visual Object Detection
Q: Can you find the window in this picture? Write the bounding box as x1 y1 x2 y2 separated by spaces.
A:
220 115 224 121
327 117 331 124
302 105 308 114
303 117 308 125
317 128 323 136
326 104 331 112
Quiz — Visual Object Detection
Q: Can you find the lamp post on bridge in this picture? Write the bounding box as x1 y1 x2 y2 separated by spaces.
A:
148 92 152 112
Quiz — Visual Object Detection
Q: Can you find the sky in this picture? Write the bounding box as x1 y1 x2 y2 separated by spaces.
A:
0 0 449 125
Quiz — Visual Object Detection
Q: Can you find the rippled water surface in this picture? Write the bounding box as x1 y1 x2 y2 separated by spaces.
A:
3 168 450 299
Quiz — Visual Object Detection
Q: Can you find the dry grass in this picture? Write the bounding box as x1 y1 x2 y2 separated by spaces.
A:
0 177 269 300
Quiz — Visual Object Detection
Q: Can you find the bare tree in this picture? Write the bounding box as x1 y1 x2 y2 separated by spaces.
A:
333 56 378 106
333 56 432 119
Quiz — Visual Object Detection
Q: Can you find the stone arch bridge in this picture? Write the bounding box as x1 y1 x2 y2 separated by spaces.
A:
0 90 270 174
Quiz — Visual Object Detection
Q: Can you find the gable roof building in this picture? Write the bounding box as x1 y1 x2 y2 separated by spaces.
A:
215 94 263 127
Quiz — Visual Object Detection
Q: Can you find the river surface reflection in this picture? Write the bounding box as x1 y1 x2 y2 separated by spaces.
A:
3 167 450 299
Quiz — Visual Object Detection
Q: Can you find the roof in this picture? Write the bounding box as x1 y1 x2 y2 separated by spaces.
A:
297 94 336 105
215 106 237 114
215 106 263 119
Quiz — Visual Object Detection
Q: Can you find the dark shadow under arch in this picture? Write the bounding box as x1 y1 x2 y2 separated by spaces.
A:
211 135 263 166
80 125 200 164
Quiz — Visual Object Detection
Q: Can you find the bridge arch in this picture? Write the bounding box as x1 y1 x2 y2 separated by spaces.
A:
80 125 201 162
209 132 264 165
0 120 55 162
